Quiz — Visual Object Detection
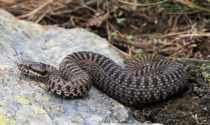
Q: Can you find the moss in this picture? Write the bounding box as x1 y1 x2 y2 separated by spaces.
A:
145 91 208 124
31 106 47 114
198 64 210 84
0 114 9 125
14 95 29 105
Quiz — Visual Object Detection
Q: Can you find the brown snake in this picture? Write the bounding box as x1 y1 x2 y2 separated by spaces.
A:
17 51 188 106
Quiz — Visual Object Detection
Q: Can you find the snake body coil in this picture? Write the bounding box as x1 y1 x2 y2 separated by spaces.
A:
17 51 188 106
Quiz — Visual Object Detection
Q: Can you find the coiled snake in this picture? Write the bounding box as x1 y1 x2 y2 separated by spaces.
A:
17 51 188 106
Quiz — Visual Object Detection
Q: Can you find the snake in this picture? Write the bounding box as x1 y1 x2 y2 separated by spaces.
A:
17 51 188 106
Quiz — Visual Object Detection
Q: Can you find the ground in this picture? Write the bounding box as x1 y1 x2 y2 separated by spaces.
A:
0 0 210 124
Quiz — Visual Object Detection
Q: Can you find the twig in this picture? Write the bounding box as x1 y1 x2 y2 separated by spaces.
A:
35 7 53 23
156 30 190 38
109 42 131 58
80 0 96 13
179 33 210 37
105 0 111 41
17 0 52 19
167 57 210 63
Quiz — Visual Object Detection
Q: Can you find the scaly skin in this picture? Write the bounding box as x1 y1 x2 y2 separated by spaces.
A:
17 51 188 106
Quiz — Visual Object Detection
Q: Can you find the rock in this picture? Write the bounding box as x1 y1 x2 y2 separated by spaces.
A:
0 9 143 124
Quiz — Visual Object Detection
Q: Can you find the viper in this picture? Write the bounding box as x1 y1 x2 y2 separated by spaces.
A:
17 51 188 106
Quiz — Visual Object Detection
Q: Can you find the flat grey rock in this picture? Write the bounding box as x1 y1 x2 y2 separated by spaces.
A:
0 9 145 125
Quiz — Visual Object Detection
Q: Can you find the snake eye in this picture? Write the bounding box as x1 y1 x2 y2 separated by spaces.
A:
31 63 45 70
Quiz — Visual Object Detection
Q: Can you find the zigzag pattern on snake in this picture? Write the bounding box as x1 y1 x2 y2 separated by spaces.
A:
17 51 188 106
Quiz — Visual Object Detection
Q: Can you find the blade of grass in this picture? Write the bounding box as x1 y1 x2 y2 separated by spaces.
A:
119 0 168 6
200 17 210 32
178 0 210 13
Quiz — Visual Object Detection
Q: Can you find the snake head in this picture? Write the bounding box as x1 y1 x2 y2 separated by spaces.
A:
17 62 48 78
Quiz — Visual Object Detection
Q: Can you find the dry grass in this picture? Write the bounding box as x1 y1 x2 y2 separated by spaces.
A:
0 0 209 59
